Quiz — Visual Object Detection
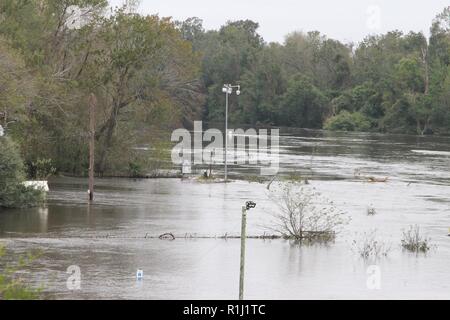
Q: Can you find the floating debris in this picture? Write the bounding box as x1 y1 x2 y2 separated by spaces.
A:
411 150 450 156
354 168 389 183
159 233 176 240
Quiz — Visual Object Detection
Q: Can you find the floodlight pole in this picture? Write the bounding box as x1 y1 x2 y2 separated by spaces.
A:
225 89 229 182
222 84 240 182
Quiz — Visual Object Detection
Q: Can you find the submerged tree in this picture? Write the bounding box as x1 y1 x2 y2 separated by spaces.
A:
268 182 350 241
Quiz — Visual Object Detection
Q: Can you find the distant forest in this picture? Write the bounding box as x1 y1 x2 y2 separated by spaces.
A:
0 1 449 175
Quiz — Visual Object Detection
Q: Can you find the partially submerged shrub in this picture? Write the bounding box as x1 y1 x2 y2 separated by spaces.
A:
0 136 45 208
401 225 432 253
367 205 376 216
324 111 371 132
242 174 266 184
268 182 350 241
128 160 144 178
352 229 391 259
284 171 306 183
0 184 45 209
32 158 56 180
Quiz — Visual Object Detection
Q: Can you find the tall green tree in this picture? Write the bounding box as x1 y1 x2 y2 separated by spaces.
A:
279 75 328 128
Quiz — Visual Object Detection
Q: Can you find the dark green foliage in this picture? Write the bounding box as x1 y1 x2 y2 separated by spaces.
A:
191 7 450 134
324 111 372 132
128 160 143 178
26 159 56 180
279 75 327 128
0 136 44 208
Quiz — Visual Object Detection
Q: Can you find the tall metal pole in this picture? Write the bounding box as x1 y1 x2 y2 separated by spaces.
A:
224 89 228 182
88 93 96 202
239 205 247 300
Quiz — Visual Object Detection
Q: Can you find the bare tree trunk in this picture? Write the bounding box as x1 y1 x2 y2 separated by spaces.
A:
417 119 423 135
421 46 429 95
88 94 96 200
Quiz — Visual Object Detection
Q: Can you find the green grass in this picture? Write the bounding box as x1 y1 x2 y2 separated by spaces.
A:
0 245 43 300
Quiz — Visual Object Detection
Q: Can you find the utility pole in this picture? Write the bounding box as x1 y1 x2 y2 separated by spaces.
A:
88 93 96 202
239 201 256 300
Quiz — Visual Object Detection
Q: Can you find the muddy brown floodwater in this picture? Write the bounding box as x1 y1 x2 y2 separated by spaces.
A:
0 129 450 299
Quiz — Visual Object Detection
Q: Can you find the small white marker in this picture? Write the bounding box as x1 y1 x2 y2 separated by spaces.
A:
136 269 144 280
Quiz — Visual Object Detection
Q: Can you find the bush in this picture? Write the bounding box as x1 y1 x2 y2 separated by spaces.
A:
268 182 350 241
367 205 376 215
324 111 371 132
128 160 143 178
352 230 391 260
401 225 433 253
29 158 56 180
0 135 25 183
0 136 45 208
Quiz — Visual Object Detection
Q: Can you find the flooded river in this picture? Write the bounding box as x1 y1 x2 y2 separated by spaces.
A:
1 129 450 299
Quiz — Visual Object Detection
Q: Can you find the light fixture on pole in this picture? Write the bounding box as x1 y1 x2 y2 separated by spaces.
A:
239 200 256 300
222 83 240 182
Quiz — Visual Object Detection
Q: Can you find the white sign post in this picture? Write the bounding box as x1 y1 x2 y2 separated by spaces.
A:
0 125 4 137
182 159 191 175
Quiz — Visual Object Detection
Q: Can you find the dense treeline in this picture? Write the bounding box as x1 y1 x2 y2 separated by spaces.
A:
0 2 449 176
181 9 450 135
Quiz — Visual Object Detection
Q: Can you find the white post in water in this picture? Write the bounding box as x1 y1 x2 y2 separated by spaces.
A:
88 93 96 202
222 84 241 182
239 201 255 300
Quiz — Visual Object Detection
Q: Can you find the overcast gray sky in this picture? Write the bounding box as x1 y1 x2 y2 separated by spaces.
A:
109 0 449 44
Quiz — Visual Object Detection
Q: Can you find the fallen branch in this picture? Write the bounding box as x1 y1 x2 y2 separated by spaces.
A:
159 233 175 240
354 169 389 183
367 176 389 183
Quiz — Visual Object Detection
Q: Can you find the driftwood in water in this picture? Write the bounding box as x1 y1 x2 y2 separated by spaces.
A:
367 176 389 183
354 169 389 183
266 174 278 190
159 233 175 240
